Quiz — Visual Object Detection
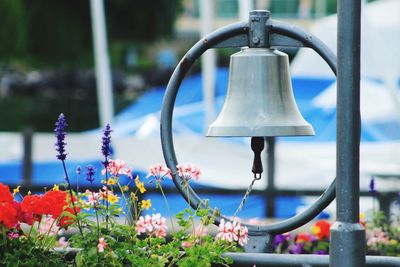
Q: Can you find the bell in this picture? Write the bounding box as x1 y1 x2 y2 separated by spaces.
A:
207 47 314 137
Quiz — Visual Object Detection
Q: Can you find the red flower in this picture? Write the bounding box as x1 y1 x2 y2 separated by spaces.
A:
42 190 69 218
0 183 13 203
21 195 46 218
0 202 18 228
296 232 314 243
59 206 79 228
13 202 34 226
312 220 331 240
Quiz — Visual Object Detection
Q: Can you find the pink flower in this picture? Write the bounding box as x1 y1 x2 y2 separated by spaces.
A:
39 215 60 236
181 241 193 248
176 164 201 181
238 224 249 246
136 213 167 238
367 228 391 247
85 190 99 206
102 159 133 178
7 232 19 239
215 218 248 246
146 164 172 182
151 213 168 238
98 237 107 253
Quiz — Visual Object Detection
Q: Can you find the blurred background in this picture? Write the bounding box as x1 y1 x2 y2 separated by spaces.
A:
0 0 399 221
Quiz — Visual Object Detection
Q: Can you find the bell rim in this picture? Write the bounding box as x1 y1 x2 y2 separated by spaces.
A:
206 125 315 137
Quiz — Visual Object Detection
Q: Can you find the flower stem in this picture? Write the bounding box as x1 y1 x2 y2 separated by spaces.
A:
62 160 84 236
158 182 175 233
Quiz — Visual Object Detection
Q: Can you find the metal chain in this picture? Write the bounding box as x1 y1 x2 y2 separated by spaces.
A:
233 177 259 218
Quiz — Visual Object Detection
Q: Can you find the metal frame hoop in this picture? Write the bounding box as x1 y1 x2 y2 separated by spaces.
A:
160 18 337 235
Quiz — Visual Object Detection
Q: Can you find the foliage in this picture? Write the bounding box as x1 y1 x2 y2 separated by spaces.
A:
0 0 182 68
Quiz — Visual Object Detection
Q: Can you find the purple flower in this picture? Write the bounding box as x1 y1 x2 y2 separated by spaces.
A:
86 165 97 184
369 176 376 194
314 249 328 255
76 165 82 175
289 243 304 254
273 234 291 247
54 113 68 161
101 124 112 160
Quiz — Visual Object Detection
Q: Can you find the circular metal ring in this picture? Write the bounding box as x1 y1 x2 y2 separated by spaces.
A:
160 19 337 234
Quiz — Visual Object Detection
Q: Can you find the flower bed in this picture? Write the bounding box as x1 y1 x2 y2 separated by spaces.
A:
0 114 248 267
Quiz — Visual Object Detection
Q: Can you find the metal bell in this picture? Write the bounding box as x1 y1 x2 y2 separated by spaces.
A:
207 47 315 137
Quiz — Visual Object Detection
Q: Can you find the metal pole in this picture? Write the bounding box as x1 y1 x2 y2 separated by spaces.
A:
22 128 33 186
90 0 114 128
330 0 365 266
200 0 216 128
265 137 276 218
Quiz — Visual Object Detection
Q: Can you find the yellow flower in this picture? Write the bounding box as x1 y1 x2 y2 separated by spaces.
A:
135 176 146 193
107 177 117 185
122 185 129 192
108 194 119 204
131 192 138 201
390 239 398 245
141 199 152 210
134 175 140 186
13 186 21 195
52 184 59 191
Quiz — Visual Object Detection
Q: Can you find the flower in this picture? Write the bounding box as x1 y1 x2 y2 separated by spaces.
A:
108 194 119 204
141 199 152 210
12 186 21 196
311 220 331 240
215 219 248 246
52 184 59 191
146 164 172 182
39 215 60 236
54 113 68 161
369 176 376 194
135 176 146 193
84 190 99 206
98 237 107 253
273 233 291 248
101 124 112 160
176 164 201 181
136 213 167 238
0 202 18 228
76 166 82 175
85 165 97 184
102 159 133 178
0 183 14 202
107 177 117 185
181 241 193 248
7 232 19 239
289 243 305 254
295 233 314 243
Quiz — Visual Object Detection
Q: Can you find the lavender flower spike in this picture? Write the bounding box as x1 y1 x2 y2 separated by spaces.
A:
101 123 112 159
54 113 68 161
369 176 376 194
86 165 97 184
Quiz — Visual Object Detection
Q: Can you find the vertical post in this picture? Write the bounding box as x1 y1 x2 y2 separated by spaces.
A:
330 0 365 266
22 128 33 186
265 137 276 218
200 0 216 128
90 0 114 128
